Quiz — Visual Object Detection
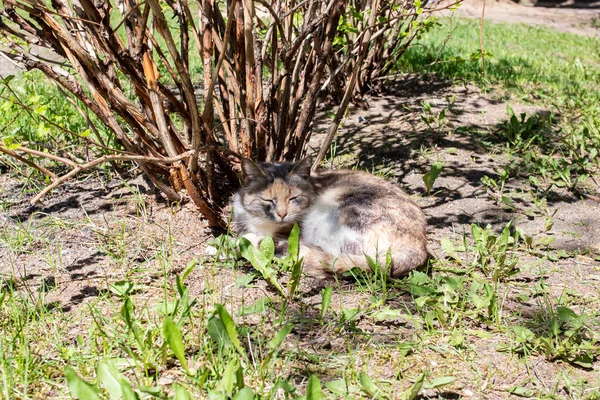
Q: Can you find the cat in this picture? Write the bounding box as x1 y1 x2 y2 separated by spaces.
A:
232 157 428 278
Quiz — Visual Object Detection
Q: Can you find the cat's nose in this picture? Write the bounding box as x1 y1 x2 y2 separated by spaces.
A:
278 211 287 220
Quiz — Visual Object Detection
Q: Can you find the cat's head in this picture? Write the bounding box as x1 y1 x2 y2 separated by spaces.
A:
237 157 315 224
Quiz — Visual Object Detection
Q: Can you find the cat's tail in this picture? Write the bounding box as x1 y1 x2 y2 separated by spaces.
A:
299 244 428 279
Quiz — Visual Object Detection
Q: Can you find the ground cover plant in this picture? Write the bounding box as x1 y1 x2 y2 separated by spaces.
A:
1 5 600 400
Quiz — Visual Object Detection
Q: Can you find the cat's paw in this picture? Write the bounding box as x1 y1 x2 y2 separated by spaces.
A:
204 245 238 261
240 232 263 248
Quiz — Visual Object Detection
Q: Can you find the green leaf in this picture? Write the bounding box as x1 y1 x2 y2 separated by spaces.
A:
399 373 425 400
109 280 143 298
371 307 405 321
97 361 138 400
138 386 163 396
260 236 275 261
239 238 286 296
325 380 347 395
162 316 189 373
557 307 578 324
0 291 6 308
215 304 246 358
208 314 229 348
513 326 535 342
426 376 456 389
423 162 443 194
232 387 255 400
262 324 292 368
65 366 101 400
2 74 14 84
571 353 594 369
268 324 292 351
320 287 332 319
173 384 193 400
359 372 381 398
220 359 236 397
239 297 271 316
306 375 323 400
182 259 198 282
287 226 303 299
508 386 535 397
236 273 255 288
288 224 300 260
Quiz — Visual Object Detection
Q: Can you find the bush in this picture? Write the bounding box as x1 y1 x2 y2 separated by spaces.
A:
0 0 446 227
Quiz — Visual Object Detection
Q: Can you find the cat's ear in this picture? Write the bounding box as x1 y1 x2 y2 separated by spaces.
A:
291 156 312 179
241 158 265 181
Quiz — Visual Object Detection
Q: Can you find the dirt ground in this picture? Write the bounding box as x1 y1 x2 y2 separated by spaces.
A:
1 3 600 399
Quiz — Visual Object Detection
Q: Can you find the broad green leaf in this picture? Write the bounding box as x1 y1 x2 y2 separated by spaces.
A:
208 315 229 348
287 226 304 300
262 324 292 368
557 307 578 324
239 297 271 316
236 273 255 288
306 375 323 400
320 287 332 319
268 324 292 351
110 281 143 298
182 259 198 282
97 362 123 400
220 360 236 397
440 239 461 262
138 386 163 396
288 224 300 260
173 384 193 400
97 361 138 400
359 372 381 398
215 304 246 358
572 353 594 369
65 366 101 400
370 307 405 321
399 373 425 400
325 380 347 395
513 326 535 342
232 387 255 400
426 376 456 389
508 386 535 397
239 238 286 296
260 236 275 261
423 162 442 194
162 316 189 373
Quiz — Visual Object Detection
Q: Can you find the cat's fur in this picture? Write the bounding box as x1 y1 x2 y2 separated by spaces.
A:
232 157 428 278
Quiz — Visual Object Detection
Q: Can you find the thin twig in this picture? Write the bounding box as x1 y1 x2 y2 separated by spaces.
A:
0 146 58 180
31 151 193 205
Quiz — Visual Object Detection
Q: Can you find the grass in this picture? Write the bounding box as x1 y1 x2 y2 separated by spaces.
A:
1 15 600 400
402 16 600 196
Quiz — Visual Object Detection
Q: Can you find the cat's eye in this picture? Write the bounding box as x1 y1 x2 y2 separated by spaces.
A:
289 196 301 204
261 197 276 205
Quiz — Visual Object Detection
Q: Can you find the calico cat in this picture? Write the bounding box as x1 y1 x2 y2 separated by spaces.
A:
232 157 428 278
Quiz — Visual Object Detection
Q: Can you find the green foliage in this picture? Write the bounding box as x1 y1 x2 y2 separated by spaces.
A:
402 18 600 194
423 161 443 195
499 304 598 369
